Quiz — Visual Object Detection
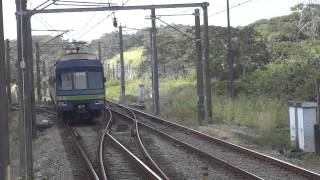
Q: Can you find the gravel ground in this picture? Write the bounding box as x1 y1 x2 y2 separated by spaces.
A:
198 124 320 174
103 134 147 179
135 113 309 180
111 110 248 179
32 114 88 180
140 127 247 180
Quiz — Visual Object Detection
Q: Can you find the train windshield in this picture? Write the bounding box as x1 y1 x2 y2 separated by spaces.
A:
88 72 103 89
57 71 103 90
74 72 87 89
59 72 72 90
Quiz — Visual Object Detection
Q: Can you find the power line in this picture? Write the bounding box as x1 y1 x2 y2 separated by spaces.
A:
55 0 115 6
75 0 131 39
155 17 195 41
28 0 56 36
72 0 106 39
209 0 256 17
76 13 113 39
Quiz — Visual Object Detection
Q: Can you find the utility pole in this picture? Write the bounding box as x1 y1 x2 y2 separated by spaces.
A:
112 64 115 79
194 9 205 125
0 0 10 179
149 29 154 101
15 0 33 178
27 17 36 139
202 5 212 124
98 41 102 61
42 60 46 100
5 39 12 104
36 42 41 103
151 8 160 115
227 0 234 100
119 25 125 103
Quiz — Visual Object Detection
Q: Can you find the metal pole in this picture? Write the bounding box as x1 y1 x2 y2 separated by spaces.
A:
15 0 25 176
316 78 320 154
27 17 36 139
202 5 212 123
151 8 160 115
15 0 33 178
227 0 234 99
42 60 46 100
32 2 209 14
107 63 110 80
149 29 154 105
317 78 320 125
112 64 115 79
119 25 125 103
5 39 12 104
35 42 41 103
195 9 205 125
98 41 102 61
0 0 10 179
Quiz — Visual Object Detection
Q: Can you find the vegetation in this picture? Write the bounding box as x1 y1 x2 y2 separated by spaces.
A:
102 3 320 155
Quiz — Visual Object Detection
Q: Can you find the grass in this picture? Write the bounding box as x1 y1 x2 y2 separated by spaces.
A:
213 95 289 132
103 46 145 71
106 76 288 134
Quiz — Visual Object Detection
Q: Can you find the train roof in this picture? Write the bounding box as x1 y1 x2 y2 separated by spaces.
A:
59 53 98 61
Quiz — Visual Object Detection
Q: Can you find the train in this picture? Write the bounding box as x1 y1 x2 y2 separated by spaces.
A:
49 52 106 121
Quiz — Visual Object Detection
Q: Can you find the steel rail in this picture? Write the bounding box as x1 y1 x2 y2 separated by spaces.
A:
67 125 100 180
105 132 162 180
112 102 320 180
110 107 262 180
98 106 113 180
115 104 170 180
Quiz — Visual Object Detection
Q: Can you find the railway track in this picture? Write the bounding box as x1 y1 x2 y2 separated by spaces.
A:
62 106 162 180
110 105 258 179
100 106 162 179
13 104 162 179
106 100 320 180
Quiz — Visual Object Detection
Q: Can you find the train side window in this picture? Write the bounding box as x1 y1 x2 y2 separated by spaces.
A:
74 72 87 90
60 72 72 90
88 72 103 89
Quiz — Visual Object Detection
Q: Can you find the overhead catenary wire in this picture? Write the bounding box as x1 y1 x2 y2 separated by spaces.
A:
55 0 115 6
32 0 51 10
155 17 195 41
28 0 56 36
74 0 131 39
209 0 256 17
70 0 106 39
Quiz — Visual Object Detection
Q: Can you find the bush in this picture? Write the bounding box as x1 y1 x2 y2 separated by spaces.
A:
239 61 319 101
213 95 288 133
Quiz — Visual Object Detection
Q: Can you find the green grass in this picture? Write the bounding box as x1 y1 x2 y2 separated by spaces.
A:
106 77 290 147
103 46 145 70
213 95 288 132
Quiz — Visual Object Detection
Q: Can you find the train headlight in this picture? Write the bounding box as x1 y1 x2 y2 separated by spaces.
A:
58 101 68 107
95 100 104 105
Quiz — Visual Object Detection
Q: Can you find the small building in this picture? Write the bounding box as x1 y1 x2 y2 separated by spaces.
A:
288 101 317 152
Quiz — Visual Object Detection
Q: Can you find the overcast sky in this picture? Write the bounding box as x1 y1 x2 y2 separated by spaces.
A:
3 0 304 41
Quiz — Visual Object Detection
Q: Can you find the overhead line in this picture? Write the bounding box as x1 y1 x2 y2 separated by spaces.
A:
75 0 132 39
122 30 150 50
155 17 195 41
55 0 115 5
70 0 105 39
209 0 256 17
32 0 51 10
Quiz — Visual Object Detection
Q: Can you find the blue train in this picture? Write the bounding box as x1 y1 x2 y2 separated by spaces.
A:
49 52 105 120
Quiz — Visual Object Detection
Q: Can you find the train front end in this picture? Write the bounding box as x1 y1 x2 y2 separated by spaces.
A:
50 53 105 120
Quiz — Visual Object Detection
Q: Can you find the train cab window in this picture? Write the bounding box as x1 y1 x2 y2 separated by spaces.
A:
88 72 103 89
74 72 87 89
59 72 72 90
